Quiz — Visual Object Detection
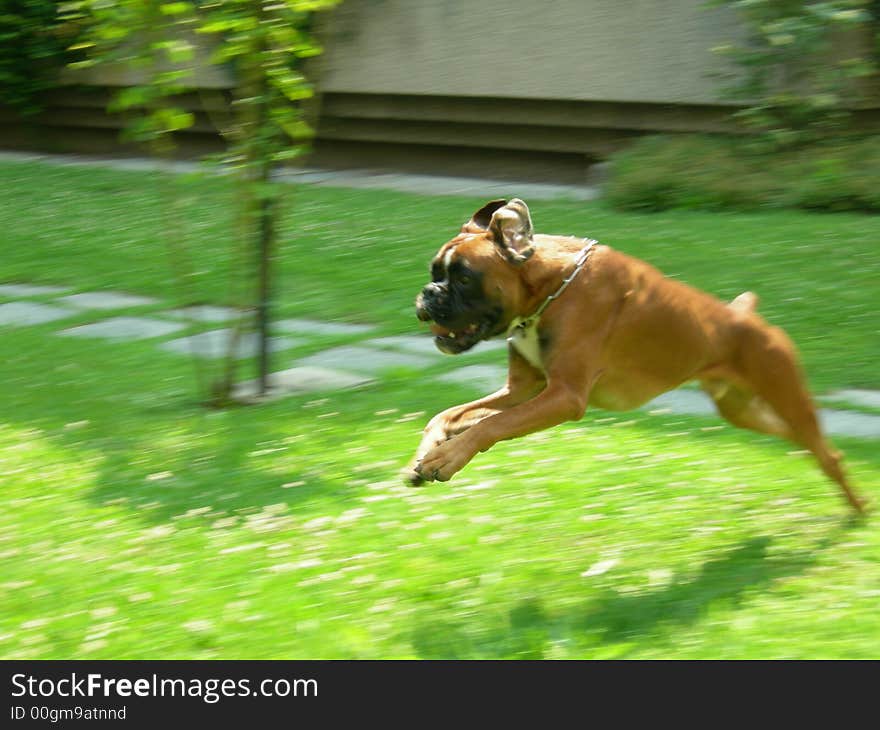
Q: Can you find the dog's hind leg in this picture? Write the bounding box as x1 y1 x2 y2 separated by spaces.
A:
702 293 791 437
728 290 759 314
720 323 867 513
701 379 792 441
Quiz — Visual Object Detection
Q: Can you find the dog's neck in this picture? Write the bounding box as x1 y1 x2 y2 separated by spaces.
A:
512 237 598 330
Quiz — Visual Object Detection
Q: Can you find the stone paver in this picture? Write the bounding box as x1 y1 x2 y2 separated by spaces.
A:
0 283 69 297
436 364 507 392
296 345 432 375
366 335 444 357
645 389 880 438
164 305 245 323
0 277 877 437
58 291 158 310
0 301 78 326
59 316 185 341
274 318 375 337
643 389 717 417
819 410 880 439
233 366 373 400
473 338 508 353
822 389 880 410
160 329 300 359
366 334 507 356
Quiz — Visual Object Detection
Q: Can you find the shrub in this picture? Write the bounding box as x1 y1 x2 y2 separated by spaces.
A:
0 1 79 116
606 134 880 213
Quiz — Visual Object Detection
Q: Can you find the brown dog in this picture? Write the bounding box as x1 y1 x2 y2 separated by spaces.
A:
403 198 866 513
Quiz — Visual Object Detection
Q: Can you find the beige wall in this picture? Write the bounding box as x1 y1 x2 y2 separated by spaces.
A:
321 0 741 105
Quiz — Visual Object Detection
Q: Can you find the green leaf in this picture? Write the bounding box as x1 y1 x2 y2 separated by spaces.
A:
278 118 313 140
159 2 194 16
154 108 195 132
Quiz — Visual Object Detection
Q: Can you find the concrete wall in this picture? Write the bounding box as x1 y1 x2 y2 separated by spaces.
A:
315 0 741 182
310 0 743 181
319 0 739 104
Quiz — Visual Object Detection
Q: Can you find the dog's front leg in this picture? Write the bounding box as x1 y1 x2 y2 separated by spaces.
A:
417 376 592 483
402 392 507 485
403 350 544 485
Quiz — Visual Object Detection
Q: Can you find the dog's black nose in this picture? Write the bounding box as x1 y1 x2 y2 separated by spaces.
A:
416 283 446 322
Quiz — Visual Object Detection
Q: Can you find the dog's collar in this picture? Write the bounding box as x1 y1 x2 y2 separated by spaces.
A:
506 239 597 338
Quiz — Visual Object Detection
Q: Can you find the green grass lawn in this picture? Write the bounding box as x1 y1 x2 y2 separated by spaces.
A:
1 159 878 659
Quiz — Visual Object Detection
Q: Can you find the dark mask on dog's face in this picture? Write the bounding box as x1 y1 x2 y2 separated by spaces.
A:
415 199 535 354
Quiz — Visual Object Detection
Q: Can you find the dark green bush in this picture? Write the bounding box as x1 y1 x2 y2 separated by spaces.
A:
606 134 880 213
0 1 78 115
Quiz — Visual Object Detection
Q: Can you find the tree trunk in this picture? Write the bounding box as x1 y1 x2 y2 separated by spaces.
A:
256 163 275 397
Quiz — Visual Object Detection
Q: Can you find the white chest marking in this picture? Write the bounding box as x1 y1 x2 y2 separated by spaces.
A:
507 318 544 372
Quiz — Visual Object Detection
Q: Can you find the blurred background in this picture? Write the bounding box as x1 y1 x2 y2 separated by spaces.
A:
0 1 878 659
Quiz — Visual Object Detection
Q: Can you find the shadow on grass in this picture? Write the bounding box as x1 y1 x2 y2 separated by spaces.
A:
578 531 833 646
411 518 862 659
84 414 346 523
0 337 393 523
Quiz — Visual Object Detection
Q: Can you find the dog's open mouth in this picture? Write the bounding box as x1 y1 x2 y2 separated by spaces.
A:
429 321 485 354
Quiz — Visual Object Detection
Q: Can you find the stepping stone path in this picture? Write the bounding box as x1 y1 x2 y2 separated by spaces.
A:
366 335 444 356
61 316 185 341
160 329 300 360
275 318 376 337
0 301 77 326
296 345 434 375
822 389 880 410
643 388 880 438
1 280 880 436
233 366 373 400
0 284 69 297
366 334 506 357
58 292 158 310
820 411 880 439
644 389 717 417
437 364 508 392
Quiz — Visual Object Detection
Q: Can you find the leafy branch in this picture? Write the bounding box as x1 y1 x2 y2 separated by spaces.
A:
61 0 341 404
710 0 878 147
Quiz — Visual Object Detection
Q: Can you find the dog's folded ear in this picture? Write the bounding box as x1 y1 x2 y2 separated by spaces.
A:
489 198 534 265
463 199 508 231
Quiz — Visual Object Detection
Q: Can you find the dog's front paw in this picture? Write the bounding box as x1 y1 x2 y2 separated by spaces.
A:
401 463 426 487
417 439 476 483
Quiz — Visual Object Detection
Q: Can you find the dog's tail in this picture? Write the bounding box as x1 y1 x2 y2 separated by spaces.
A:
729 291 759 314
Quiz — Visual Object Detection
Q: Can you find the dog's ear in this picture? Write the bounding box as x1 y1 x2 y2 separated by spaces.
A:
462 199 508 232
489 198 534 265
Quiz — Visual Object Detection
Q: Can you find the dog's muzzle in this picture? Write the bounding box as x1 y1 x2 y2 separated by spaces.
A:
415 286 501 355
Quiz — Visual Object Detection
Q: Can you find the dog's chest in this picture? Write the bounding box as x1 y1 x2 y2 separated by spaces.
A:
507 319 544 371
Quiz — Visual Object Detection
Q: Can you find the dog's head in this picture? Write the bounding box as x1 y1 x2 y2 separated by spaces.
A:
415 198 536 354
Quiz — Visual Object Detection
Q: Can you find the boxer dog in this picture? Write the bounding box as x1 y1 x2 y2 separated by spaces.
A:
403 198 866 513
